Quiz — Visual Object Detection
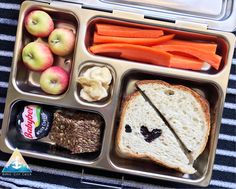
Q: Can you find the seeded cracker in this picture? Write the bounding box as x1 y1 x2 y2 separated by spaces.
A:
49 111 103 154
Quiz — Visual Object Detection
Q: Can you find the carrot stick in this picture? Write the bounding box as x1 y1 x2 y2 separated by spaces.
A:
93 33 175 46
90 43 172 67
159 39 217 53
168 51 197 58
170 54 204 70
153 45 221 70
95 24 164 38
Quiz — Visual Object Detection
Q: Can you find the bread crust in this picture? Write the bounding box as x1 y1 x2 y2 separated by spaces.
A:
136 80 211 159
116 91 195 174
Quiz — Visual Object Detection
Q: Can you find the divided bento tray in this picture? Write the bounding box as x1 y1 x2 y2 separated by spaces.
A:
0 0 235 187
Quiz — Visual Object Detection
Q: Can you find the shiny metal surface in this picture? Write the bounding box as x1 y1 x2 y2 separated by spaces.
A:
65 0 236 32
102 0 226 18
0 0 235 187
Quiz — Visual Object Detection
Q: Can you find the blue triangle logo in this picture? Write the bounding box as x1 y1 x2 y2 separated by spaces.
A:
2 148 31 173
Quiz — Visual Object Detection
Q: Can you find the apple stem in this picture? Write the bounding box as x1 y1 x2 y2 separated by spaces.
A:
51 39 60 44
51 80 57 84
28 53 33 59
32 20 38 25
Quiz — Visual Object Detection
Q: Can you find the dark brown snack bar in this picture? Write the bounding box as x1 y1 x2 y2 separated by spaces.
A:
49 111 103 154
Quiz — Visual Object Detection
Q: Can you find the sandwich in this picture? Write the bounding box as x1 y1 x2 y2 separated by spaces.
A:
116 80 210 174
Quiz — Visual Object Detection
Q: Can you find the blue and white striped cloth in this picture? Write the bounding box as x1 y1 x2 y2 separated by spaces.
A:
0 1 235 188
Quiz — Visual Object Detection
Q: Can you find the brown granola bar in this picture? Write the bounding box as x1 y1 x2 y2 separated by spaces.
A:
49 111 103 154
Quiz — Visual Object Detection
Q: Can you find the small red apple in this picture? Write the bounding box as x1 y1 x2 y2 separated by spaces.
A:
24 10 54 37
40 66 69 95
48 28 75 56
22 42 53 71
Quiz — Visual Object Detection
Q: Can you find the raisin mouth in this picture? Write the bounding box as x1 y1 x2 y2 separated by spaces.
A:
140 126 162 143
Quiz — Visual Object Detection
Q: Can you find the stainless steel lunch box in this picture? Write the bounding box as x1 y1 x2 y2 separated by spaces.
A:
0 0 235 186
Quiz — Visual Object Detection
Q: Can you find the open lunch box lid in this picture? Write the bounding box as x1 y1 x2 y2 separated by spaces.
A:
56 0 236 32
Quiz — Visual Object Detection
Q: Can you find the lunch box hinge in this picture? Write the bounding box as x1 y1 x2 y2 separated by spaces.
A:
81 5 112 13
144 15 175 24
34 0 51 4
113 10 144 20
50 0 82 8
175 20 208 30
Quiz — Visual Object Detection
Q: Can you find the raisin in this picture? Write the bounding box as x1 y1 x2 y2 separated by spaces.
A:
125 124 132 133
140 126 149 137
140 126 162 143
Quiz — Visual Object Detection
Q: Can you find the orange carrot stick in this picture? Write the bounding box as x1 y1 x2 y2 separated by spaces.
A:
153 45 221 70
170 54 204 70
168 51 197 58
93 33 175 46
95 24 164 38
159 39 217 53
90 43 172 67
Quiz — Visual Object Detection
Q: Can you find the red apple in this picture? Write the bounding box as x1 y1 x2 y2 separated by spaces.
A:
40 66 69 95
24 10 54 37
22 42 53 71
48 28 75 56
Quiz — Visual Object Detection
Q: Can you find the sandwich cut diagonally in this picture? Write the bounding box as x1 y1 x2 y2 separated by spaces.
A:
116 91 196 174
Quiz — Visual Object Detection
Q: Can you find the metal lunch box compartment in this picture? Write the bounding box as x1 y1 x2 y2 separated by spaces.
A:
109 69 223 184
0 0 235 187
86 17 231 74
76 61 116 107
5 100 105 164
14 2 79 98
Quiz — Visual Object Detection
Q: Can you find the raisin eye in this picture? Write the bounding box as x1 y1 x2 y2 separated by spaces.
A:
125 124 132 133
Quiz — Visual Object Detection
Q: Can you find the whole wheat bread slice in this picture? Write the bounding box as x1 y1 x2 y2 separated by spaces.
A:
136 80 210 160
116 91 196 174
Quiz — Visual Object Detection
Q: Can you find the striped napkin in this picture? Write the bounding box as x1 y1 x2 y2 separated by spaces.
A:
0 0 235 188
